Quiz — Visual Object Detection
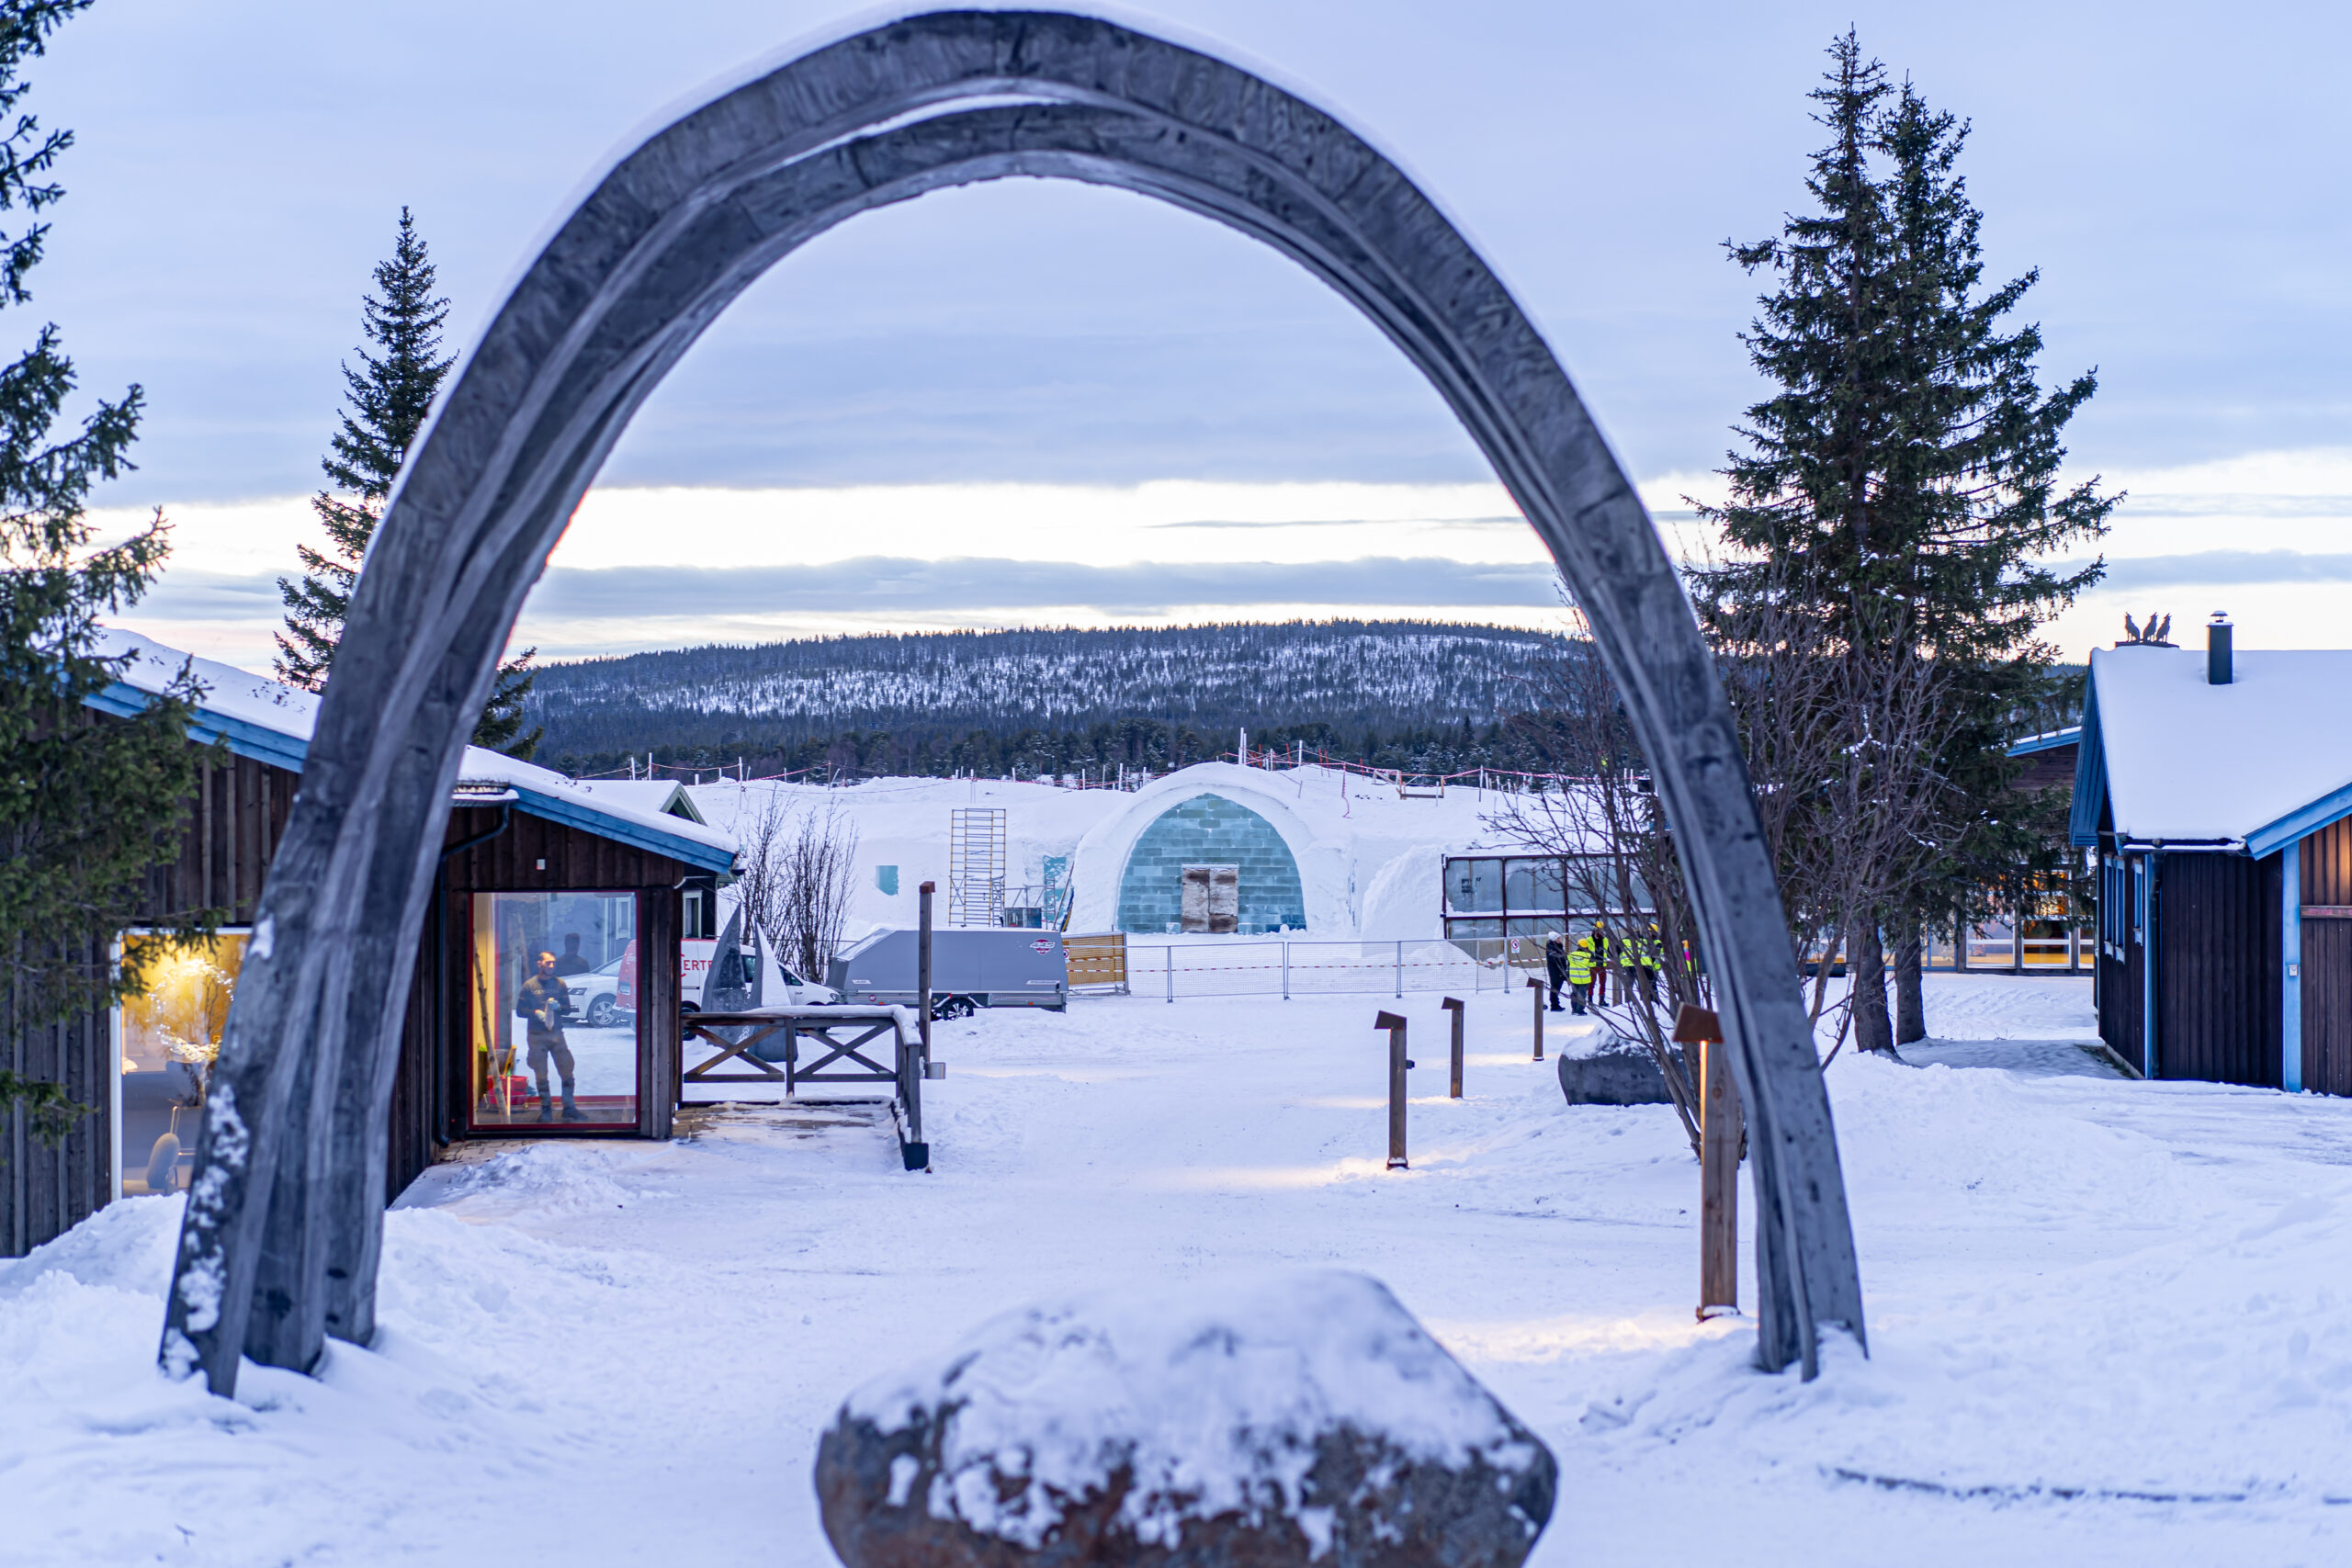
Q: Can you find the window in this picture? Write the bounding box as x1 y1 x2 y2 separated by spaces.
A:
117 931 247 1198
1443 852 1653 944
469 891 641 1130
1503 858 1568 914
1447 858 1502 913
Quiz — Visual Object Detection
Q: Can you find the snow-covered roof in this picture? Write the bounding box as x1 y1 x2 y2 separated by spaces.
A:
85 627 738 874
2007 726 2080 758
523 777 707 825
2075 646 2352 855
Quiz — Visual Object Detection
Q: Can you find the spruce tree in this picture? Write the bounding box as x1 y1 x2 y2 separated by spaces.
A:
1697 33 2114 1048
1 0 216 1142
277 209 540 755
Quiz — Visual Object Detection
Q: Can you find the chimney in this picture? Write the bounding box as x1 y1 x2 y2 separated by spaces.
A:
2208 612 2233 685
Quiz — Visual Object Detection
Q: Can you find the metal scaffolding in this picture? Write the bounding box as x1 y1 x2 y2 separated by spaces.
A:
947 807 1007 927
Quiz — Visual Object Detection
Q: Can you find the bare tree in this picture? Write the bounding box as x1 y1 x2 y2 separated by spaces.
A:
1703 569 1965 1059
1496 561 1966 1091
736 790 863 983
1488 620 1712 1156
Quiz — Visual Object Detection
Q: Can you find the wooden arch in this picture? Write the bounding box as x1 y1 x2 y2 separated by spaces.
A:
164 9 1865 1393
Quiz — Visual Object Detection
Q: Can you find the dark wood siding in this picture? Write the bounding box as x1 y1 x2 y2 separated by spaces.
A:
437 804 701 893
2014 740 2078 797
6 743 300 1257
2155 851 2280 1088
2098 937 2143 1069
143 750 300 924
5 932 112 1257
2299 818 2352 1096
2301 920 2352 1096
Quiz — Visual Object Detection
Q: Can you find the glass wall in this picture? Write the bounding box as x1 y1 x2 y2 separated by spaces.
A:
469 891 640 1130
1442 853 1652 948
118 931 247 1198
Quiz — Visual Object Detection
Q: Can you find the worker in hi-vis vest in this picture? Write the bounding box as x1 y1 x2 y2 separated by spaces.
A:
1585 919 1609 1007
1566 928 1595 1014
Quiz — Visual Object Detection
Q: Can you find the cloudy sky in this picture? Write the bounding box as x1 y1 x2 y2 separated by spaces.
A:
40 0 2352 669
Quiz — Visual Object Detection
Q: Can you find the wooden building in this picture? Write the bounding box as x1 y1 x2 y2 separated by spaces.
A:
2 631 736 1258
2075 617 2352 1094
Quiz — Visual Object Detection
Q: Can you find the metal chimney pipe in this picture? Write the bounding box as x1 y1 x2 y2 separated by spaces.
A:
2208 613 2233 685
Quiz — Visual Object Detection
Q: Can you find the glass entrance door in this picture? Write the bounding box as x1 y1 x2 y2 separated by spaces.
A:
468 890 641 1130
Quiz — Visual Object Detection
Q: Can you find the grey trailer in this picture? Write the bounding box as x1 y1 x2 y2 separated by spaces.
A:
829 928 1069 1016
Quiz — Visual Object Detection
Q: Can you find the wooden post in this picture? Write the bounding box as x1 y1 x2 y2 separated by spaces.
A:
1374 1010 1412 1169
1442 996 1464 1098
898 1010 929 1172
1675 1003 1741 1320
1526 976 1544 1060
918 882 934 1064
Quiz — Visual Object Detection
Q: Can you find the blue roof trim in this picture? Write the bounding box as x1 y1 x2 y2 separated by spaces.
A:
86 681 311 773
86 681 732 873
507 784 737 874
2068 687 2105 848
2007 726 2082 758
2248 783 2352 859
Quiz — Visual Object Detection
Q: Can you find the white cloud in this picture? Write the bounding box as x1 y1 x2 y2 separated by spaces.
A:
95 447 2352 674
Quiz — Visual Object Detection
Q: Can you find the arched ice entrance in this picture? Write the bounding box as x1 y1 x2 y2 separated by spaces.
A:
1118 794 1308 934
164 8 1863 1393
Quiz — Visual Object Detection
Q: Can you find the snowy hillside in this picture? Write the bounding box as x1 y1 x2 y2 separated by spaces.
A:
526 620 1564 762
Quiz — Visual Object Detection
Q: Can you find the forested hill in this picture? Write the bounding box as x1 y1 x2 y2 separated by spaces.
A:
526 620 1565 775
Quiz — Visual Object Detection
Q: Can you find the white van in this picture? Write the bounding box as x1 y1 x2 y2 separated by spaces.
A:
680 938 836 1011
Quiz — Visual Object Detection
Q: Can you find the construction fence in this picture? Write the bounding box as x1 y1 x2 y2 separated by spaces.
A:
1077 926 2090 1001
1080 937 1547 1002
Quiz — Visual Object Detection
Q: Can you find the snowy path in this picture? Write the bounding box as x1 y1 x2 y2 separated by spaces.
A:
6 976 2351 1565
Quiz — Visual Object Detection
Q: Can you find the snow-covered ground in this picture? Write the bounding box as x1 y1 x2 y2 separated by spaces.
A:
6 973 2351 1566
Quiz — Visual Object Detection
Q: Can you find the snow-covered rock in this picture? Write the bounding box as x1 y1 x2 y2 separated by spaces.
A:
814 1269 1555 1567
1555 1033 1673 1106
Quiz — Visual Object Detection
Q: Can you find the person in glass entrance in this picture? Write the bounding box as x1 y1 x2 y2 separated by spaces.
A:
552 931 593 977
1543 931 1568 1012
517 950 586 1122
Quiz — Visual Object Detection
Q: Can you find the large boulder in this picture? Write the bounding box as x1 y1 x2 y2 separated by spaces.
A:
1555 1034 1672 1106
815 1269 1555 1568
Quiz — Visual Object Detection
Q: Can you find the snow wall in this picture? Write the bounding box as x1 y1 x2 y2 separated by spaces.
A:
687 762 1503 942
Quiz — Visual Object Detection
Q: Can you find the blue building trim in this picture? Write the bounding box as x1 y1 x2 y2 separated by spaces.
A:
2141 850 2159 1079
2068 687 2106 848
86 682 733 874
2283 838 2304 1094
2247 782 2352 860
88 681 313 773
2007 726 2081 757
505 784 736 874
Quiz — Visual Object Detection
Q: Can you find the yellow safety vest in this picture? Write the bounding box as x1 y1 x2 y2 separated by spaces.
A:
1567 939 1594 984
